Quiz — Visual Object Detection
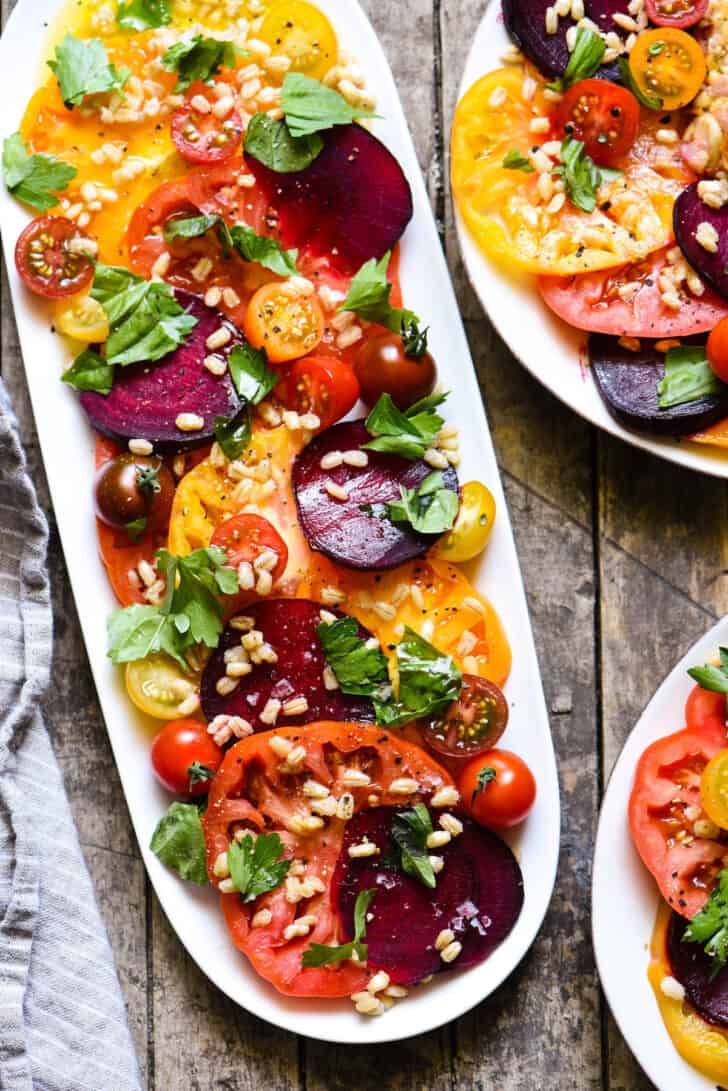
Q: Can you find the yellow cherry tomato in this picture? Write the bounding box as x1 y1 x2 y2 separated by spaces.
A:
257 0 338 80
629 28 706 111
126 653 200 721
434 481 496 563
649 901 728 1083
243 281 325 363
55 294 109 344
701 748 728 830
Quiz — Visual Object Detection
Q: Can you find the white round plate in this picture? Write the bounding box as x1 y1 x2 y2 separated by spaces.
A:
456 3 728 480
593 617 728 1090
0 0 560 1044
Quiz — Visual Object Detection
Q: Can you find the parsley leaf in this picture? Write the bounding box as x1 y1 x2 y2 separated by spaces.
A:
2 133 77 212
163 214 299 276
316 616 390 697
555 137 623 214
214 408 252 461
657 345 724 409
227 343 279 404
688 647 728 700
117 0 172 31
501 148 535 173
280 72 377 138
48 35 130 109
228 832 290 902
363 391 448 460
107 546 238 670
244 113 323 173
163 35 239 91
340 251 422 338
302 888 376 968
61 349 115 395
374 627 462 728
618 56 663 110
471 765 497 804
384 470 458 535
89 263 198 369
391 804 436 889
684 868 728 978
150 801 208 884
547 27 605 92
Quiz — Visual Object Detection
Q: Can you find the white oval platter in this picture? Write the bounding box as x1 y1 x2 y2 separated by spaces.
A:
0 0 559 1043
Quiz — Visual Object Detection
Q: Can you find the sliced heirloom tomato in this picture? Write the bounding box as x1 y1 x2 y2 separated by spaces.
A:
628 29 706 111
539 246 728 337
554 79 640 165
15 215 94 298
645 0 709 26
171 83 244 165
452 67 688 275
628 685 728 918
203 721 454 996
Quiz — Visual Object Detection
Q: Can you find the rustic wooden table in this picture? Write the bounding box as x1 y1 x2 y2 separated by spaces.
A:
4 0 719 1086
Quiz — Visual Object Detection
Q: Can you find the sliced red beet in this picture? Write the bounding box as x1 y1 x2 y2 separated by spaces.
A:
502 0 627 78
589 332 728 435
292 419 459 571
667 910 728 1027
674 182 728 302
200 599 375 728
79 290 243 450
333 806 524 986
586 0 633 36
245 124 412 275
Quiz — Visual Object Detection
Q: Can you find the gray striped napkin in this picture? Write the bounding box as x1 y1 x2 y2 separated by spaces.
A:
0 379 142 1091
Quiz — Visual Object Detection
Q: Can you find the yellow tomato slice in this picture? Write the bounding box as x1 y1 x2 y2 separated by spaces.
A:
629 28 706 112
649 902 728 1084
55 294 109 343
701 749 728 830
434 480 495 563
257 0 338 80
126 653 201 720
451 67 686 275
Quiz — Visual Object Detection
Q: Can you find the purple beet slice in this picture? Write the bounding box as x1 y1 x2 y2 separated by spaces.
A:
292 419 459 571
246 124 413 275
586 0 633 37
674 182 728 302
667 910 728 1027
200 599 375 728
502 0 628 78
589 332 728 435
79 289 243 450
332 806 524 985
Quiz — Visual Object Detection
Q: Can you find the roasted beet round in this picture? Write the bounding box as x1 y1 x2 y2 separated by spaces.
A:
674 182 728 302
589 332 728 435
246 124 413 275
667 910 728 1027
79 290 243 450
333 806 524 985
293 419 459 571
200 599 376 728
502 0 628 78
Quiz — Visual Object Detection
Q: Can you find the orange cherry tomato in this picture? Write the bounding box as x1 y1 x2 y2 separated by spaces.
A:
459 749 536 829
707 316 728 383
628 28 706 111
281 354 360 430
243 282 325 363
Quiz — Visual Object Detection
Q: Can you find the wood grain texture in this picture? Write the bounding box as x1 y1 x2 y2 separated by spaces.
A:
0 0 706 1086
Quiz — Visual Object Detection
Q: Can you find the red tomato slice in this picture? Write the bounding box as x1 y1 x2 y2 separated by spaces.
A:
171 83 244 165
203 721 454 997
15 215 94 299
281 355 360 430
539 246 728 337
555 80 640 165
185 157 270 232
629 686 728 919
645 0 708 27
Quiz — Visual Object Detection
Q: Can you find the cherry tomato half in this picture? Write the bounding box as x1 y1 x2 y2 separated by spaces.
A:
645 0 708 28
257 0 338 79
94 454 176 532
555 79 640 164
353 332 437 410
459 749 536 829
172 83 244 165
55 293 110 343
126 654 201 721
707 316 728 382
244 282 325 363
281 354 360 430
701 748 728 831
434 480 495 564
423 675 508 763
628 28 706 111
210 513 288 584
151 718 223 797
15 215 94 299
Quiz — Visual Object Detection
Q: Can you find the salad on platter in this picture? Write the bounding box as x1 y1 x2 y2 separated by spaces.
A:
1 0 540 1016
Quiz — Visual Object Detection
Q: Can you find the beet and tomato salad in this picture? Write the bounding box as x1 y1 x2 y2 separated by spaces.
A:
451 0 728 453
3 0 537 1014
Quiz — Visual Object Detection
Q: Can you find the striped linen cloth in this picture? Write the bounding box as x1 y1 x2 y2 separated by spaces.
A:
0 380 142 1091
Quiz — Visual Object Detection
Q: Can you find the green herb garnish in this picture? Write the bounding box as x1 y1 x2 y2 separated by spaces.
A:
657 345 724 409
228 832 290 902
302 888 376 967
2 133 77 212
316 616 390 697
48 34 130 109
150 801 208 884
